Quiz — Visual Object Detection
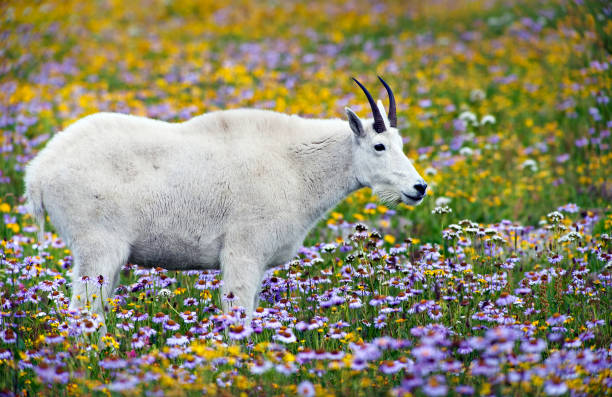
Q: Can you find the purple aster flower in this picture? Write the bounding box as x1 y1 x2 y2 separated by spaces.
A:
412 345 444 362
250 359 272 374
563 337 581 348
116 321 134 331
586 319 604 328
100 356 129 371
0 329 17 344
36 364 69 384
515 287 532 295
351 357 369 370
422 375 447 396
546 313 568 325
131 336 146 349
163 319 180 331
81 319 99 334
297 380 315 397
467 336 488 350
348 298 363 309
134 312 149 322
228 325 252 340
293 346 312 363
275 362 297 375
495 292 517 306
470 358 499 377
457 341 473 355
557 203 579 213
575 137 588 147
179 311 198 323
116 309 133 319
379 360 403 374
166 333 189 346
152 312 169 324
45 333 64 344
0 349 12 360
264 318 282 329
369 295 386 306
274 328 296 344
521 338 547 353
543 377 567 396
455 385 474 395
401 374 423 390
374 314 387 329
350 342 381 362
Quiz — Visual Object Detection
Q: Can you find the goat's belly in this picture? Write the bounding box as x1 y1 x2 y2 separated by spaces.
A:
128 233 222 270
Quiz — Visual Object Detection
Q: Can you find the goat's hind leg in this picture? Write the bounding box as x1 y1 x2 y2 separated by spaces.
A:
69 235 129 337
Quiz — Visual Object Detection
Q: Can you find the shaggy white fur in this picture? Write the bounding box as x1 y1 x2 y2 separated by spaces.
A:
24 103 426 328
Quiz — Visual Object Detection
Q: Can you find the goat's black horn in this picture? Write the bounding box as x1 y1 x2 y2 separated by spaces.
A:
378 76 397 128
352 77 386 133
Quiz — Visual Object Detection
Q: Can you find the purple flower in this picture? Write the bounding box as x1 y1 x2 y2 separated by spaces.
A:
152 312 170 324
36 364 69 384
0 329 17 344
350 357 368 370
544 377 567 396
0 349 12 360
455 385 475 395
412 345 444 362
166 333 189 346
422 375 447 396
401 374 423 390
229 324 252 340
470 358 499 377
297 380 315 397
521 338 547 353
274 328 296 344
379 360 403 374
179 311 197 324
586 319 604 328
100 357 128 370
163 319 180 331
495 292 517 306
575 137 588 147
250 359 272 374
457 341 473 355
546 313 568 325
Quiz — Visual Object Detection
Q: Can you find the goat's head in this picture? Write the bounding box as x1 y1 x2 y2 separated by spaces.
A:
346 76 427 206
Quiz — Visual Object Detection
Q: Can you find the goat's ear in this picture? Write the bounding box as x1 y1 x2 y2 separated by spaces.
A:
345 107 365 137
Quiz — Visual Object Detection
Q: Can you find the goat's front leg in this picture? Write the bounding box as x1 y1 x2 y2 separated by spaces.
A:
69 235 129 340
219 250 266 323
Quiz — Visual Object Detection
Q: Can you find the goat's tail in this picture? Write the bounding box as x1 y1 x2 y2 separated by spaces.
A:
24 175 45 244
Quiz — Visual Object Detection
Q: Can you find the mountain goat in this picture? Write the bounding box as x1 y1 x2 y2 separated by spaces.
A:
24 77 427 327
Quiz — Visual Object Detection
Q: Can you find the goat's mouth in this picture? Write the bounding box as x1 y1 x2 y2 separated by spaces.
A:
402 192 424 204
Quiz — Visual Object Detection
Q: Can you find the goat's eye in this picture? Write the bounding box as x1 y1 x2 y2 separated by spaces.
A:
374 144 386 152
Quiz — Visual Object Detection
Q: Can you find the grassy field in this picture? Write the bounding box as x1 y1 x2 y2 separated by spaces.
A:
0 0 611 395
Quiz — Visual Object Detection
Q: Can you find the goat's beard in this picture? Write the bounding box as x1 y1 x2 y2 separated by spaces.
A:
372 186 402 207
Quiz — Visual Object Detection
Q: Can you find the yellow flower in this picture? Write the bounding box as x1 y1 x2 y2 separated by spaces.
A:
384 234 396 244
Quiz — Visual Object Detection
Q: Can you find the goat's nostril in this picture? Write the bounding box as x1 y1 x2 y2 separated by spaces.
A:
414 183 427 195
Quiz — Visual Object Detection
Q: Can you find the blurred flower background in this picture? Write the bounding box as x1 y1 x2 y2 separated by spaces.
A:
0 0 611 395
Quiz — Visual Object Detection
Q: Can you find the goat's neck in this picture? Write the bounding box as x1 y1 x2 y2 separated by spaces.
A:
291 124 362 225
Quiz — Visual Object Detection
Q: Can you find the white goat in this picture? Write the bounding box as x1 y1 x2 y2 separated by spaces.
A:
24 77 427 326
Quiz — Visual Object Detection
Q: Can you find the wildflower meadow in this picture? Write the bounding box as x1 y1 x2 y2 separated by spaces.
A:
1 0 612 395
